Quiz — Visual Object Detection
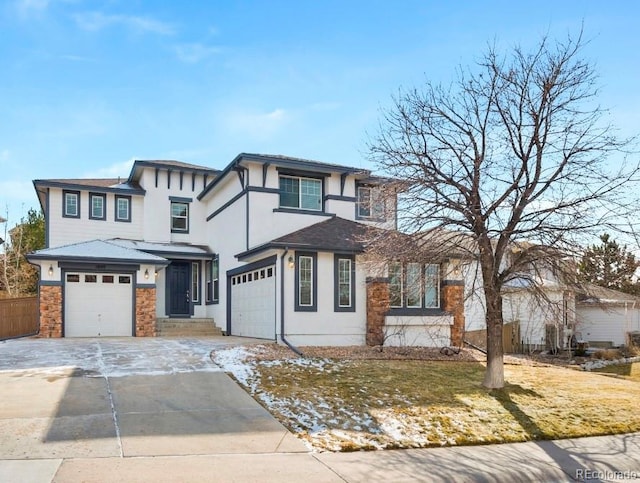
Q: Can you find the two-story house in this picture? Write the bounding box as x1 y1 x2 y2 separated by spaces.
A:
27 153 466 347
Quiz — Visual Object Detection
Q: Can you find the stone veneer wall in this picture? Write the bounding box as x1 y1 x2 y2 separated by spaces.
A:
366 278 465 347
39 284 62 338
442 281 465 346
366 278 389 346
135 287 157 337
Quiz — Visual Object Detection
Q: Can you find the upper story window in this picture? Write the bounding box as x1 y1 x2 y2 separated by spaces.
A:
171 200 189 233
357 185 385 220
89 193 106 220
279 175 322 211
63 190 80 218
389 262 441 310
115 195 131 222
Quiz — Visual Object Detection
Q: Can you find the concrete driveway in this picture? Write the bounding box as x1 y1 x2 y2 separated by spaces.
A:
0 337 338 482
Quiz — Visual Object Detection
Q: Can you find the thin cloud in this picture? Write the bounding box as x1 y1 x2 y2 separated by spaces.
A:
14 0 50 18
309 101 342 112
60 54 96 62
83 158 135 179
173 43 222 63
225 108 288 141
73 11 175 35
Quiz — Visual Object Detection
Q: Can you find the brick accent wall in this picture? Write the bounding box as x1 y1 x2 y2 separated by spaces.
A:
39 285 62 338
442 282 465 346
135 287 157 337
366 278 390 346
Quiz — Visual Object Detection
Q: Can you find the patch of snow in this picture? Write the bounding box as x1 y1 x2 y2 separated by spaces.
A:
581 355 640 371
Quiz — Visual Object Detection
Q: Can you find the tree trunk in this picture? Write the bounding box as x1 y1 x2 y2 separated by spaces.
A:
483 291 505 389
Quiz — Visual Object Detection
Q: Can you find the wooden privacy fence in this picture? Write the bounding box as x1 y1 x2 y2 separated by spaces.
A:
464 321 522 354
0 296 39 339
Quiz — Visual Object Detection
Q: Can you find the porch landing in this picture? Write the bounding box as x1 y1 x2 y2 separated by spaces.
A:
156 318 224 337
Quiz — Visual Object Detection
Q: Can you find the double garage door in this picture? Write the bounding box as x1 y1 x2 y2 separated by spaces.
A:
230 265 276 339
64 272 133 337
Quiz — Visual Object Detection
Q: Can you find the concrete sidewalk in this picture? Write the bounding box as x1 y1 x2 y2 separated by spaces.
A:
1 432 639 482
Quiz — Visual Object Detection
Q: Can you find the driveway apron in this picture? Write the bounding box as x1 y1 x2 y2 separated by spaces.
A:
0 337 306 461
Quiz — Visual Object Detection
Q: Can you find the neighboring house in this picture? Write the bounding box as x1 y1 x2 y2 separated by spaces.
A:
27 154 466 346
576 284 640 347
459 243 576 352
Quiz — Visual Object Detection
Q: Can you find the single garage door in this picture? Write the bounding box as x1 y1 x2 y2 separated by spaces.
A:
230 265 276 339
64 272 134 337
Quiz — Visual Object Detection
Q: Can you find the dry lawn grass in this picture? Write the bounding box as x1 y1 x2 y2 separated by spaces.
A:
230 346 640 451
594 362 640 382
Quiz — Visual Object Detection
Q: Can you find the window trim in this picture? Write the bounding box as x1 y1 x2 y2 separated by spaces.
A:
334 254 355 312
115 195 132 222
205 256 219 305
405 262 423 308
295 251 317 312
356 184 385 221
424 263 440 308
170 200 190 233
279 174 324 212
62 190 81 218
388 261 441 313
89 192 106 220
191 261 201 304
389 261 403 308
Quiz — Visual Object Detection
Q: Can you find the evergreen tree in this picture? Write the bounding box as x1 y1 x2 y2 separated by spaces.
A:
578 233 640 295
1 208 45 296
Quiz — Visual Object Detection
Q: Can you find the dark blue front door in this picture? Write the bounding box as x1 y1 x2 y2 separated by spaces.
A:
168 262 191 316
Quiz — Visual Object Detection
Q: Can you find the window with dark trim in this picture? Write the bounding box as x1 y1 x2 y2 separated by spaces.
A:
63 190 80 218
89 192 106 220
115 195 131 222
171 201 189 233
388 262 441 310
334 254 355 312
295 252 317 311
356 185 385 220
279 175 322 211
205 256 219 304
192 261 200 304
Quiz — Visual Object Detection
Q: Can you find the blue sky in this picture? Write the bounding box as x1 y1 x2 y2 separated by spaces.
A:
1 0 638 228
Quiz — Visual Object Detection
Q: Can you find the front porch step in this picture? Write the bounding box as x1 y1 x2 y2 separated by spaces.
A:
156 318 224 337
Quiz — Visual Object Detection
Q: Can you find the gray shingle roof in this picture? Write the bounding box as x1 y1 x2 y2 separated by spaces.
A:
576 283 640 305
271 217 368 252
27 240 168 264
108 239 213 258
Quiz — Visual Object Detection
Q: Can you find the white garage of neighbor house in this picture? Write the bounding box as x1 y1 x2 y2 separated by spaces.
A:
576 284 640 348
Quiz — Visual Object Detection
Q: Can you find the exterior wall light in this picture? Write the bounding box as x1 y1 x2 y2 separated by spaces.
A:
288 256 295 269
144 268 150 280
48 265 54 276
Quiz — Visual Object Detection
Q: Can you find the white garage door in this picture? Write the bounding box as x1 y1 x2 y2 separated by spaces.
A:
64 272 133 337
230 265 276 339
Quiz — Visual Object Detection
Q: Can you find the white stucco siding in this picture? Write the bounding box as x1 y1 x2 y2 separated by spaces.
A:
384 315 453 347
140 169 208 244
577 305 640 347
502 289 565 347
47 189 144 247
281 252 367 346
463 262 487 331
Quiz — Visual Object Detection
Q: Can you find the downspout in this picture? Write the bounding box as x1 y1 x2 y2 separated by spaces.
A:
280 248 303 356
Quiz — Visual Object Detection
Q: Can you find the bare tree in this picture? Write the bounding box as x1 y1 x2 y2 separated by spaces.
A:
368 31 638 388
